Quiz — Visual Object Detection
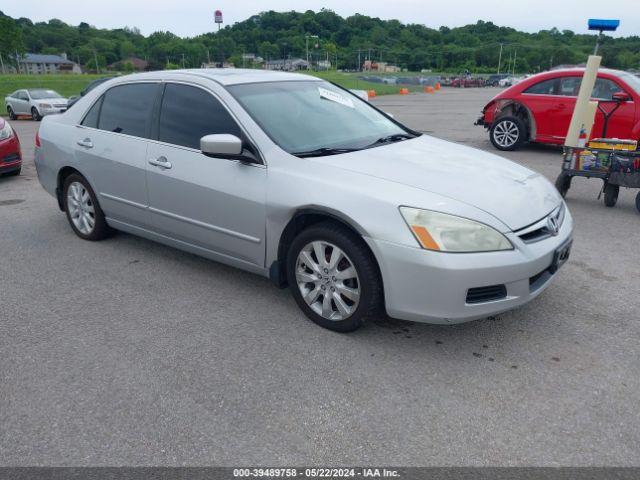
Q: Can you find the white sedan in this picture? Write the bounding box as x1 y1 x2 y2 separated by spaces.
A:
5 89 68 121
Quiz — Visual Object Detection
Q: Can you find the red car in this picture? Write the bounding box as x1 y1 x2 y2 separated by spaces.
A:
476 68 640 151
0 117 22 176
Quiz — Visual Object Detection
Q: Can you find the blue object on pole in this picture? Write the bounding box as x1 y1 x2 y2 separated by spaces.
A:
588 19 620 32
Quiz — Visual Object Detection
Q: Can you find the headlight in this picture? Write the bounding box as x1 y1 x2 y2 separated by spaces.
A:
0 121 13 141
39 103 52 109
400 206 513 253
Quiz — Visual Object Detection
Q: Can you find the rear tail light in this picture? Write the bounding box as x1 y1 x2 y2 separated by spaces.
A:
35 131 41 147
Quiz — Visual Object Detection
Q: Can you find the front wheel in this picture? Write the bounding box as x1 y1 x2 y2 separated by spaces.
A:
286 222 383 332
7 106 17 120
490 116 525 151
31 107 42 121
603 183 619 208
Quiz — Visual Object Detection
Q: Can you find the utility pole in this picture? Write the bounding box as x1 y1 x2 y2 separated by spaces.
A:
512 49 517 75
207 49 211 64
181 53 186 68
497 43 503 75
0 53 5 74
358 49 361 71
93 50 100 74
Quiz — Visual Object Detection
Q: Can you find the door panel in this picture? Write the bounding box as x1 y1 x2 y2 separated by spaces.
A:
145 82 267 267
72 82 160 227
74 127 151 227
146 144 266 266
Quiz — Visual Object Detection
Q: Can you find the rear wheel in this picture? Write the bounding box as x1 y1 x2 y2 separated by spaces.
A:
490 116 525 151
286 222 382 332
31 107 41 121
603 183 619 208
62 174 110 240
7 106 17 120
555 171 572 198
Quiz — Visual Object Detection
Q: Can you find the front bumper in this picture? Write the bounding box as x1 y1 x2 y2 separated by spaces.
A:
365 209 573 324
40 107 67 116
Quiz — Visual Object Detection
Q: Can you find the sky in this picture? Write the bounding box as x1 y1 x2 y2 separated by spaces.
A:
2 0 638 38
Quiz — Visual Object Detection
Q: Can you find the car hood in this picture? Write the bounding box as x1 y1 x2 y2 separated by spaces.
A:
315 135 561 231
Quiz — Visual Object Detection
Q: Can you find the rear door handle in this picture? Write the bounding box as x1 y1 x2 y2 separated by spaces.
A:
77 138 93 148
148 156 172 170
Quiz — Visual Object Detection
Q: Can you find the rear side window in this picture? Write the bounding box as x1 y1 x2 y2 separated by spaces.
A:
98 83 158 138
158 83 242 149
559 77 582 96
81 97 103 128
524 79 557 95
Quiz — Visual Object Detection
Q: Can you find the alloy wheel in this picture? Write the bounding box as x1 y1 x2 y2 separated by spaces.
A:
295 241 360 321
493 120 520 148
67 181 96 235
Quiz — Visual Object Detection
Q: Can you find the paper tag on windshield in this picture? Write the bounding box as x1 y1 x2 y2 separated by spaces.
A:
318 87 354 108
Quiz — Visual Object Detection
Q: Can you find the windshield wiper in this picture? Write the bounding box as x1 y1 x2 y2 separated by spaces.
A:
292 147 360 158
364 133 416 149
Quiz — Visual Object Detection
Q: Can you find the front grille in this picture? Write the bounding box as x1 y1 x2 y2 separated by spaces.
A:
466 284 507 304
515 203 565 244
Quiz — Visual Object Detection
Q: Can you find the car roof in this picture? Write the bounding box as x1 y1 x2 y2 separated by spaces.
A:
109 68 321 86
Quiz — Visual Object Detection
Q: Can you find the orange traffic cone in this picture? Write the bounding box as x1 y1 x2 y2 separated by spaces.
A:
399 88 409 95
367 90 376 98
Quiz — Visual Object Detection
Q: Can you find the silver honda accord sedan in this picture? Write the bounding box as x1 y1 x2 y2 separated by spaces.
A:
34 69 573 332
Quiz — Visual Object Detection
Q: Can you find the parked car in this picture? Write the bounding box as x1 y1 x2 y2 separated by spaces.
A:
486 74 510 87
476 68 640 150
67 77 115 109
451 76 485 88
5 89 68 121
0 118 22 176
34 70 572 332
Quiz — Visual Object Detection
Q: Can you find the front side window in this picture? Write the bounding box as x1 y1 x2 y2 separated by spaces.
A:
524 79 557 95
228 81 411 154
558 76 627 100
158 83 242 149
592 78 623 100
98 83 159 138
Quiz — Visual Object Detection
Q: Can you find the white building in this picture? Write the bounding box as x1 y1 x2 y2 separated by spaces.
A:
18 53 82 74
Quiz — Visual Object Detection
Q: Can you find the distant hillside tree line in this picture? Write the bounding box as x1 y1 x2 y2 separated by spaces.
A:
1 9 639 73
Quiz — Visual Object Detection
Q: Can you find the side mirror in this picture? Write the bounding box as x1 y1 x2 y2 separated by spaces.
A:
201 134 242 157
200 134 261 164
612 91 632 102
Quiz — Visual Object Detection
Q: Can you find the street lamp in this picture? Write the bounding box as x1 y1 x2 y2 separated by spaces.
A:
306 34 319 70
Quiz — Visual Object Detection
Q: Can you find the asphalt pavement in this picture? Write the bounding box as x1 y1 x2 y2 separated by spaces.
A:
0 87 638 466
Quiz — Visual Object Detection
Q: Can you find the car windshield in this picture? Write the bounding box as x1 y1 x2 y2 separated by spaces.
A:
228 81 413 155
618 72 640 95
28 89 63 99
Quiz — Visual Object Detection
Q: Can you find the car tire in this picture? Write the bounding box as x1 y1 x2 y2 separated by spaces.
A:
62 173 111 241
490 116 525 151
286 221 383 333
555 171 572 198
31 107 42 121
7 106 17 120
603 183 619 208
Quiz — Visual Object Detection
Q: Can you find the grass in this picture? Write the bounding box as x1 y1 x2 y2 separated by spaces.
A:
0 70 427 115
1 74 104 114
309 70 423 94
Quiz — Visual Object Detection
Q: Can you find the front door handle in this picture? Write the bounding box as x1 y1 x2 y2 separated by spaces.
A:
148 156 172 170
77 138 93 148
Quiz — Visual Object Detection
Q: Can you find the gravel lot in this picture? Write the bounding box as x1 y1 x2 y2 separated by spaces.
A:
1 87 638 466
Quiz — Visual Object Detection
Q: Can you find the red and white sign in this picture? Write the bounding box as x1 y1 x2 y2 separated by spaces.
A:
214 10 223 23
